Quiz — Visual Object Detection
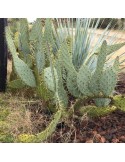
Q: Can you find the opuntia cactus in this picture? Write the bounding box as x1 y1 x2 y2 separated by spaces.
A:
57 40 125 107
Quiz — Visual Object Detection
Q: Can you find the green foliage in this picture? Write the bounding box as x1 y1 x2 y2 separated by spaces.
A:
19 18 30 55
113 95 125 111
94 98 111 107
77 64 92 96
7 18 125 108
54 19 125 106
29 18 42 41
13 56 36 87
6 19 55 102
4 18 125 142
17 134 36 143
44 67 58 92
0 108 10 121
54 60 68 108
78 105 117 118
8 18 20 35
8 79 26 89
54 19 125 71
0 107 14 142
57 40 125 107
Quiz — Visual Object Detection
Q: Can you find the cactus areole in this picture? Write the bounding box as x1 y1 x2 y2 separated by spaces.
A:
0 18 8 92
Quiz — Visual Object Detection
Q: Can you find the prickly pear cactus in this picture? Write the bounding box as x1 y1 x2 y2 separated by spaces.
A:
44 67 58 92
19 18 30 55
106 42 125 55
29 18 42 41
94 42 125 56
89 41 122 107
35 50 45 74
59 42 81 98
8 79 25 89
67 71 81 98
55 60 68 108
94 98 111 107
6 27 36 87
87 41 107 97
36 109 62 142
44 18 54 47
99 67 117 96
13 57 36 87
44 62 68 108
59 42 75 72
77 64 92 96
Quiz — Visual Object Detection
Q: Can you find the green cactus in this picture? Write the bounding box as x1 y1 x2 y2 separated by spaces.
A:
6 27 36 87
77 64 92 96
58 40 125 107
59 42 75 72
59 42 81 98
94 98 111 107
88 41 123 106
113 95 125 111
66 71 81 98
8 79 25 89
29 18 42 41
44 67 58 92
99 67 118 97
6 19 53 101
77 105 117 118
44 18 54 47
94 42 125 56
19 18 30 55
13 56 36 87
55 60 68 108
44 61 68 108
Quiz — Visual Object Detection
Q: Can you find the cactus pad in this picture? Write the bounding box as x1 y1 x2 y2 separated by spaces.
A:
77 65 92 96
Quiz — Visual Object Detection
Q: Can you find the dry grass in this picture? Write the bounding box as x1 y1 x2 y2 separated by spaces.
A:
0 92 52 141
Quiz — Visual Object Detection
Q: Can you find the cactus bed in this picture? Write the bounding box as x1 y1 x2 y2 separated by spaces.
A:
1 18 125 143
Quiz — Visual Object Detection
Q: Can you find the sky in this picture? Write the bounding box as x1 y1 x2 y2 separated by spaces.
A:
27 18 36 22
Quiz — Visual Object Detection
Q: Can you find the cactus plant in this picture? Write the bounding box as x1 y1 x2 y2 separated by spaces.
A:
6 19 67 142
56 40 125 107
6 19 55 102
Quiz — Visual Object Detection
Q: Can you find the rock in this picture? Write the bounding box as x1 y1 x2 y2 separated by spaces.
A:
112 138 119 143
92 131 97 135
100 136 106 143
104 134 113 141
86 139 93 143
119 136 125 142
95 134 102 142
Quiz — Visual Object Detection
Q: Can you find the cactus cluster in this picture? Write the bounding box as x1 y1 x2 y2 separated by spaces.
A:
55 40 125 107
4 18 125 142
6 19 56 101
6 18 125 108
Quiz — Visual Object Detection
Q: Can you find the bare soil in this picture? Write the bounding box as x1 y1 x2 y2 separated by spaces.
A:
46 109 125 143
